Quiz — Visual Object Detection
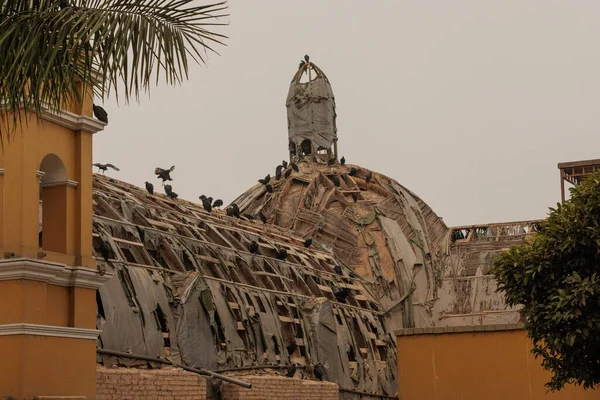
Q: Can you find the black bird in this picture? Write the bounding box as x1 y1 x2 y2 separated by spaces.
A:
212 199 223 208
287 342 297 356
164 185 177 199
333 287 351 303
145 181 154 195
282 160 288 169
275 165 283 180
92 104 108 123
351 192 359 203
249 241 259 254
207 197 213 204
98 238 111 262
265 184 273 193
291 163 299 172
313 364 324 381
286 364 297 378
303 238 312 248
155 166 175 183
340 156 346 165
226 207 235 217
93 163 119 174
331 175 340 187
284 169 292 179
258 212 267 224
298 60 305 69
333 265 343 275
276 248 288 261
349 167 358 176
366 171 373 183
304 54 310 63
328 158 335 166
230 203 241 218
258 174 271 185
199 196 212 212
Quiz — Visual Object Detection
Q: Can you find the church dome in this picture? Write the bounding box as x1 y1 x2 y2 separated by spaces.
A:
233 160 449 330
231 59 450 330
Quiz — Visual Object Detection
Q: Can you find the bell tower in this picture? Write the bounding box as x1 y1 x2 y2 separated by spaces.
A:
286 58 338 163
0 83 110 399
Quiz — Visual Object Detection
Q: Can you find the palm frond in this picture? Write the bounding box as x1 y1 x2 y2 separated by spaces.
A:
0 0 228 144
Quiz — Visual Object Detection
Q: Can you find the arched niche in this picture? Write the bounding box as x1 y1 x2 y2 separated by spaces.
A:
40 153 67 185
39 153 70 253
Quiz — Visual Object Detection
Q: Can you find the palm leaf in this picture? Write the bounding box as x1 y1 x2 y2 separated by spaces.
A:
0 0 228 145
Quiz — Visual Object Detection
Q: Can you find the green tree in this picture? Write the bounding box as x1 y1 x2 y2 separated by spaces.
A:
0 0 227 137
492 173 600 391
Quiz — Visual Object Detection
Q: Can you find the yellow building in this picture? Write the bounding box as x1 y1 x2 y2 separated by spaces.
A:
0 86 110 399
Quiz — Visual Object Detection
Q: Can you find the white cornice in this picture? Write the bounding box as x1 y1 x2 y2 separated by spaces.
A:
0 258 112 289
0 323 100 340
40 108 105 134
0 101 105 134
41 180 79 188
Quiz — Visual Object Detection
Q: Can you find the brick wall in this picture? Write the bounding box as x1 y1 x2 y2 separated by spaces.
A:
221 375 338 400
96 366 206 400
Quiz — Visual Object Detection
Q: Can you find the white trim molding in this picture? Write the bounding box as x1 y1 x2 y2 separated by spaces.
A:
0 101 105 134
0 323 100 340
41 180 79 189
0 258 112 289
40 109 105 134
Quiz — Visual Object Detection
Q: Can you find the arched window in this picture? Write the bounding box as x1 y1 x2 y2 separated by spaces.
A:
300 139 312 156
39 154 69 253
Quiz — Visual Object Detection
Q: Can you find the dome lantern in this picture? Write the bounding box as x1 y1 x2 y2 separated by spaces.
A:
286 57 338 163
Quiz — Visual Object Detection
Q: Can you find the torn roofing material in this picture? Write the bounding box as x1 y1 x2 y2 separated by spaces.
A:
231 161 449 331
91 175 397 398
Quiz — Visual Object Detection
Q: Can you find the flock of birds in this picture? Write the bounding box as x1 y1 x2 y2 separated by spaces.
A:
93 154 376 262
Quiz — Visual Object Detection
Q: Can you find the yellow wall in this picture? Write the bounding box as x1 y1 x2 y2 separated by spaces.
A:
0 335 97 399
0 86 100 398
396 328 597 400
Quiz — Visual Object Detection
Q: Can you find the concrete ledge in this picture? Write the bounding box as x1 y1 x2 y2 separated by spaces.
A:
0 257 112 289
0 323 100 340
395 323 525 336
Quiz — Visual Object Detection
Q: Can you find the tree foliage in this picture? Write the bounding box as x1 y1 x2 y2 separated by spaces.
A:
492 173 600 391
0 0 227 139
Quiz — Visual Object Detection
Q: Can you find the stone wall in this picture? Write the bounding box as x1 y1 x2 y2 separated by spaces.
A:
96 366 206 400
221 375 339 400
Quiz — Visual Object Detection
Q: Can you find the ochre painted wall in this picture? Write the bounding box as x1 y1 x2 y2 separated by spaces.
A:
396 329 597 400
0 335 97 399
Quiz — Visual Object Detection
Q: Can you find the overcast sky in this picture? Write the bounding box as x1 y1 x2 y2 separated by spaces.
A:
93 0 600 226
